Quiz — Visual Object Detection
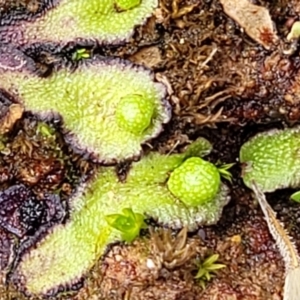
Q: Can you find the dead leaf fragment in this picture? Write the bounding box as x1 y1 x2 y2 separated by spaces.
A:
170 0 198 19
129 46 162 68
287 21 300 41
220 0 278 49
0 104 24 134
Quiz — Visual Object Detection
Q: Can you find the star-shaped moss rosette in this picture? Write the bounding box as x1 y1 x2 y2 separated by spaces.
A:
240 126 300 192
0 47 170 163
12 138 230 296
0 0 158 46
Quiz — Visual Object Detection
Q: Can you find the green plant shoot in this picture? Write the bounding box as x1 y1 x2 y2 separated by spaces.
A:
217 162 235 182
36 122 56 138
194 253 226 289
105 208 147 242
290 191 300 203
72 48 91 61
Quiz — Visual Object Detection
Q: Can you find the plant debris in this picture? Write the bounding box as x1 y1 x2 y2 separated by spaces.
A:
220 0 279 49
0 103 24 134
251 182 300 300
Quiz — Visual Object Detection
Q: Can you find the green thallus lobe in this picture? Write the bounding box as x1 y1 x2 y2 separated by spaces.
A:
0 47 170 163
240 126 300 192
14 138 230 296
0 0 158 45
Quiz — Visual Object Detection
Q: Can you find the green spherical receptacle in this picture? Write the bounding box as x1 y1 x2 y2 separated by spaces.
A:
167 157 221 207
115 94 154 135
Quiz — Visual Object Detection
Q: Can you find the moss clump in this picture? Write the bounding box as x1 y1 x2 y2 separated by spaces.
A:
13 138 229 296
240 126 300 192
0 52 170 163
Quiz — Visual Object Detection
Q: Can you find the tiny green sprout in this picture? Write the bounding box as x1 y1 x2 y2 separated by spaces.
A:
115 94 155 135
194 254 226 289
217 162 235 182
105 208 147 242
167 157 221 207
291 191 300 203
72 48 91 61
36 122 55 138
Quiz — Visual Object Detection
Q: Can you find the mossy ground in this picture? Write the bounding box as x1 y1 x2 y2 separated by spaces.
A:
1 0 300 299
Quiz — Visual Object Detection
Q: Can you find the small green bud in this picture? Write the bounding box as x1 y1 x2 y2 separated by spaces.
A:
116 94 154 135
167 157 221 207
72 48 91 61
